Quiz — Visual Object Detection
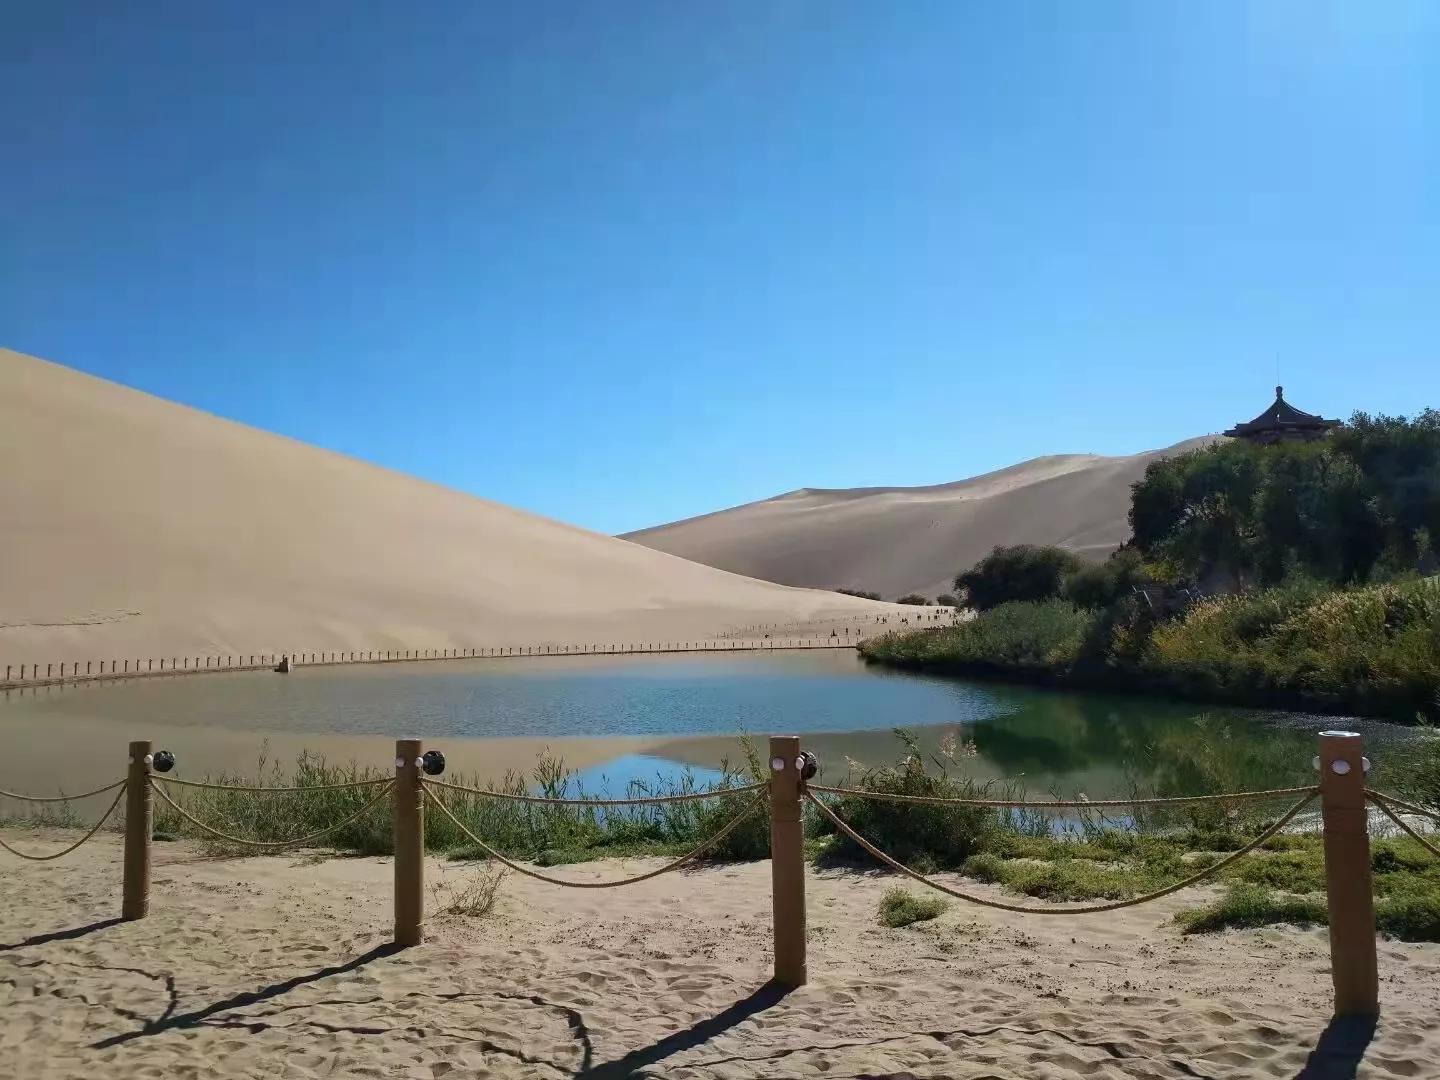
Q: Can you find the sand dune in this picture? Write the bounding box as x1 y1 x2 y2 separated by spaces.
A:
0 349 891 667
625 437 1218 601
4 832 1438 1078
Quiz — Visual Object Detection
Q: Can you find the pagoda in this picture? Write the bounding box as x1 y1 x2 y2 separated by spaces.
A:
1223 386 1341 445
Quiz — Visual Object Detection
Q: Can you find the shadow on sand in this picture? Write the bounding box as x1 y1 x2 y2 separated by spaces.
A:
0 917 124 953
89 943 401 1050
1294 1014 1378 1080
578 980 793 1078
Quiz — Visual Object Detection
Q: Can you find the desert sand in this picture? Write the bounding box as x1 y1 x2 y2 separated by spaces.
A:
625 438 1217 601
3 830 1437 1078
0 349 895 668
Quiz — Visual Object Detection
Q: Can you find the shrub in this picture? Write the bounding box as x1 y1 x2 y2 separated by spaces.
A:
1376 891 1440 942
1175 883 1328 934
1064 549 1147 610
935 594 959 607
817 731 1000 869
431 865 505 918
835 588 882 600
896 594 929 605
878 887 948 927
954 545 1085 611
861 600 1094 672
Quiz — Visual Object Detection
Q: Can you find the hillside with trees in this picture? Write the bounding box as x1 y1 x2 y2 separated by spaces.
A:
861 410 1440 721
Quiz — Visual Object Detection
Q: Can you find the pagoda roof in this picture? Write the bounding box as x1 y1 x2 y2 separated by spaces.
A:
1224 386 1341 438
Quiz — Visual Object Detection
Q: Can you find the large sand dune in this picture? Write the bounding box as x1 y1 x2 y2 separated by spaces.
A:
625 437 1217 601
0 349 889 666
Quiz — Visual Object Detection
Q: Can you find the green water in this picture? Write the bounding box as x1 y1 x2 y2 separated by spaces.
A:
0 650 1414 799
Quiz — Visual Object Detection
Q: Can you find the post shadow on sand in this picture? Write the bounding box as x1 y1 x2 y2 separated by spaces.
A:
89 942 401 1049
578 980 793 1079
1294 1014 1377 1080
0 917 124 953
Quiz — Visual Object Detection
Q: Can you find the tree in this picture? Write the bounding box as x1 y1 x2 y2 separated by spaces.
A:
1064 549 1146 609
835 588 882 601
896 593 929 605
954 545 1084 611
935 593 959 607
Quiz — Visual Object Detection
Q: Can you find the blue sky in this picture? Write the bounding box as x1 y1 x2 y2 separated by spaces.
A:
4 2 1437 534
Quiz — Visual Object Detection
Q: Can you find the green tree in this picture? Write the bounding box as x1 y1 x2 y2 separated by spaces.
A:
1064 549 1146 609
954 545 1084 611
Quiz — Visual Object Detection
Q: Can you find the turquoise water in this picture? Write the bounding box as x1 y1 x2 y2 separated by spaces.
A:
0 650 1412 798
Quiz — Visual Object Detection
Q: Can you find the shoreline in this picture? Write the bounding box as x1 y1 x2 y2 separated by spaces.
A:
1 635 868 692
857 648 1415 723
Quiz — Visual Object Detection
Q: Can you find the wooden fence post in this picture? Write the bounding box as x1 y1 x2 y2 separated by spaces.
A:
394 738 425 947
1319 730 1378 1016
123 740 152 920
769 734 807 987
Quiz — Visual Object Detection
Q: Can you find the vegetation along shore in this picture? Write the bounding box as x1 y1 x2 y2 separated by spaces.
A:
860 409 1440 723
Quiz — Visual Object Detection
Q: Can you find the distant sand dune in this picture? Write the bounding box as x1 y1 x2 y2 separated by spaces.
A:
0 349 891 665
625 437 1217 600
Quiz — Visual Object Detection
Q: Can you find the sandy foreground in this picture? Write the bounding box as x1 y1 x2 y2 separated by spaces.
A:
3 832 1438 1079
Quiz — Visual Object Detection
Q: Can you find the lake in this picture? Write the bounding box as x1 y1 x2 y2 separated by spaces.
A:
0 650 1414 804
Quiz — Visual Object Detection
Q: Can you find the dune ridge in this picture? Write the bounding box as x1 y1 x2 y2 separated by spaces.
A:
625 436 1217 600
0 349 890 665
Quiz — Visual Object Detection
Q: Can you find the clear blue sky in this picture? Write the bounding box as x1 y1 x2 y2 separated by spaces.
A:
4 2 1437 534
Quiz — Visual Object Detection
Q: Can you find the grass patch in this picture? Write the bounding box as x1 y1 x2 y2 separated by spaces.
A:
431 864 505 919
150 741 768 862
1175 883 1328 933
878 887 949 927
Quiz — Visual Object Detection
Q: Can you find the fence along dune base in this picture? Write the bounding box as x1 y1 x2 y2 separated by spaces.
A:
0 729 1403 1020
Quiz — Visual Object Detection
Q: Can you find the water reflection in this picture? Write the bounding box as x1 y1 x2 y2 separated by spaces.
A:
0 651 1413 800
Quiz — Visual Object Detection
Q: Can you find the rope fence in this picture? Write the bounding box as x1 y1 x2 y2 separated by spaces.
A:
0 782 129 862
805 782 1318 810
807 787 1319 915
1368 792 1440 860
147 779 395 851
151 774 393 794
421 775 767 807
1 730 1429 1018
423 785 766 888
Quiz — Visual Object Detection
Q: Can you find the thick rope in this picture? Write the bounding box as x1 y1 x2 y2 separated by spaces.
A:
148 778 393 850
0 778 128 804
805 783 1318 810
1368 794 1440 859
422 776 767 807
0 783 128 862
1365 789 1440 824
805 788 1318 915
152 774 393 794
423 786 765 888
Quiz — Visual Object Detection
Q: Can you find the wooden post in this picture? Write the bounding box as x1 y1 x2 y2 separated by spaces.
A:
123 740 152 920
393 738 425 947
769 735 807 987
1319 731 1378 1016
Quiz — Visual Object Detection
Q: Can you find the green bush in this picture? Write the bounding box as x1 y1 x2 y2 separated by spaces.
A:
1175 883 1328 934
1064 549 1147 610
151 743 769 862
1376 891 1440 942
861 600 1094 672
954 545 1085 611
878 887 948 927
816 730 1002 869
